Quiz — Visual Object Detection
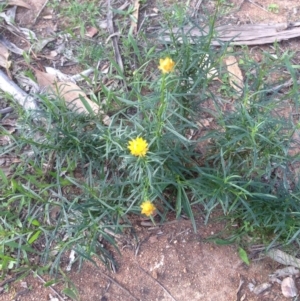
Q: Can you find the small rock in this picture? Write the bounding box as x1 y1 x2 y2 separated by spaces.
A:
49 294 59 301
281 277 298 298
149 235 158 243
248 283 255 292
152 270 158 279
253 282 272 295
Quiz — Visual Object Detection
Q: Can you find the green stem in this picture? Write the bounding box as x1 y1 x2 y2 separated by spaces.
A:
156 74 167 138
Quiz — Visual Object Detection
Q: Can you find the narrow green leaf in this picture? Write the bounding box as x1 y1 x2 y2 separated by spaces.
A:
29 219 40 226
78 95 95 116
211 238 236 245
238 247 250 265
28 230 42 244
0 168 8 185
44 279 59 287
62 287 79 301
175 186 182 218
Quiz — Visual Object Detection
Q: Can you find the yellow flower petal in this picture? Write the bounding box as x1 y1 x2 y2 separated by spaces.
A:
128 137 149 157
158 57 175 74
140 201 156 216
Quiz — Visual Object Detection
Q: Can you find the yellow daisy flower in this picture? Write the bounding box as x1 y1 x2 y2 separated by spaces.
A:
158 57 175 74
140 201 156 216
128 137 149 157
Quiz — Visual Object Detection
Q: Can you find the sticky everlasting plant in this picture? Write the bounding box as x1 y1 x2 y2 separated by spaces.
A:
140 201 156 216
158 57 175 74
127 137 149 157
2 0 300 277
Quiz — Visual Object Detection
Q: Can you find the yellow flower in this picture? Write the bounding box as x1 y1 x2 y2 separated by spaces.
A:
158 57 175 74
128 137 149 157
140 201 156 216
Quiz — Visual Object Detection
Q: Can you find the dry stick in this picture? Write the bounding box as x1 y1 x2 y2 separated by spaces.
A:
269 78 300 93
33 0 50 24
0 106 13 115
130 0 140 34
33 271 65 301
0 272 24 287
107 0 124 73
236 274 244 299
247 0 270 13
191 0 203 17
97 270 139 301
0 70 38 111
137 265 178 301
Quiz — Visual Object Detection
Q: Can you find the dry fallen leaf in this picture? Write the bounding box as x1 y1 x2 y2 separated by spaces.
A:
253 283 271 295
272 266 300 278
36 70 97 113
281 277 298 298
7 0 31 9
85 26 98 38
267 248 300 268
0 34 24 55
49 50 58 57
33 37 56 53
0 155 21 166
224 55 244 96
0 44 11 70
35 70 111 124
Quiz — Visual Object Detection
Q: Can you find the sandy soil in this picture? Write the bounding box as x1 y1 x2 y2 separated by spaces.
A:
0 215 292 301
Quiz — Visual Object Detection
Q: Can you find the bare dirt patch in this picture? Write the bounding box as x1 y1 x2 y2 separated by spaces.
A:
0 216 291 301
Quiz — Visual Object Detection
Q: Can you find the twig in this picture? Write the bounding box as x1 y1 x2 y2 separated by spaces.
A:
33 0 50 24
246 0 270 13
0 107 13 115
137 11 147 34
268 78 300 93
13 288 30 299
70 68 94 82
107 0 124 73
191 0 203 17
33 271 65 301
0 272 25 287
130 0 140 34
137 265 178 301
97 270 139 301
236 274 244 300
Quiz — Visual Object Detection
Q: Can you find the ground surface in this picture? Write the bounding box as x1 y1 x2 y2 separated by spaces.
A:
0 214 294 301
1 0 300 300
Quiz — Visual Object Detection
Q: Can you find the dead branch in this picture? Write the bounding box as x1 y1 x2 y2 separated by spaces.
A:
107 0 124 72
0 69 38 111
160 22 300 46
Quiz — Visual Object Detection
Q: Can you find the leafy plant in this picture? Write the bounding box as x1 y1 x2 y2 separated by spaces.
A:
1 0 300 280
268 3 279 13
